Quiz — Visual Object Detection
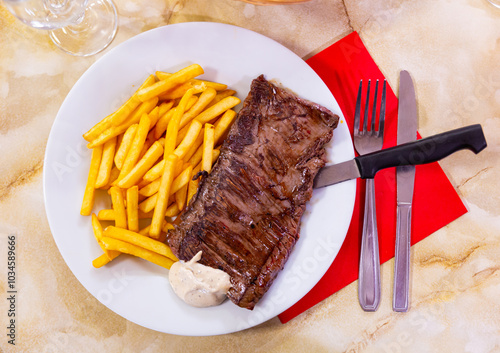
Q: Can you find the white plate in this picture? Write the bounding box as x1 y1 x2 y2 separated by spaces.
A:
43 22 356 336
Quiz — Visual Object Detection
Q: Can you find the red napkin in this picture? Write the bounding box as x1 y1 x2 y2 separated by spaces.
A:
278 32 467 323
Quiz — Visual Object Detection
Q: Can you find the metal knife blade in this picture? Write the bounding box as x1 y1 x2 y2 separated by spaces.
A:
393 70 417 312
312 123 486 189
313 159 360 188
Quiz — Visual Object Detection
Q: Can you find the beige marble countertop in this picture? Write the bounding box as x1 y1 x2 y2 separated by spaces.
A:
1 0 499 351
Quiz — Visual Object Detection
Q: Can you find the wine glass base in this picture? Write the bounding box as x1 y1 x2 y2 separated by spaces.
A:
485 0 500 7
49 0 118 57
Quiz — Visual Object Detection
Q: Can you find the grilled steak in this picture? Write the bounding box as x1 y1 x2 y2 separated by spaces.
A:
167 75 339 310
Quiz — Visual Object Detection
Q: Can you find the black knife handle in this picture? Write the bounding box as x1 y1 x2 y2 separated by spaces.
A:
356 124 487 179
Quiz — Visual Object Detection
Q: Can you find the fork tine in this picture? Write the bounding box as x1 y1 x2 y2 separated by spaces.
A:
362 80 371 133
354 80 363 135
371 80 379 133
378 79 387 138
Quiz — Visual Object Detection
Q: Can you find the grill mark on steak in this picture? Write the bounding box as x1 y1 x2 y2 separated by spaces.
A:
167 75 339 310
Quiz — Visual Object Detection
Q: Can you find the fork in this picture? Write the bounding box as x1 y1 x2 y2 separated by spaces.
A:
354 79 387 312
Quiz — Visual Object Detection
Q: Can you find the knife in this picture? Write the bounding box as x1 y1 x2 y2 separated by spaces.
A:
313 123 487 189
393 70 417 312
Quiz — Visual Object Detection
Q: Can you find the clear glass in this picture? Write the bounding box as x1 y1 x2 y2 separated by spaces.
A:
487 0 500 7
3 0 118 56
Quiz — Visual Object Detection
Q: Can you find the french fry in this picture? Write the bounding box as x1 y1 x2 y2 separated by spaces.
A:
81 145 103 216
91 214 121 260
162 222 175 233
97 209 115 221
175 180 188 211
114 124 138 170
164 89 195 157
92 252 120 268
91 213 105 241
126 186 139 232
191 80 226 91
153 108 175 141
144 129 157 146
104 226 178 260
137 64 204 102
83 115 113 143
117 141 163 189
187 144 205 168
165 202 180 218
178 87 217 130
158 81 206 101
146 106 160 130
143 156 183 184
139 192 175 214
87 97 158 149
108 95 142 127
154 96 198 140
138 193 158 213
193 149 220 175
137 179 151 190
82 75 155 141
120 97 159 127
116 113 151 182
150 154 178 238
214 109 236 145
202 124 215 173
92 253 109 268
173 120 202 160
140 162 192 198
182 128 204 162
116 133 124 154
110 186 127 228
139 225 151 236
110 75 156 127
187 169 199 205
138 178 161 197
151 102 174 135
143 162 164 183
138 135 154 160
206 89 237 108
95 137 117 188
152 71 175 79
101 237 175 269
101 166 120 190
156 72 228 91
174 126 188 147
154 107 175 140
154 71 180 79
158 100 174 117
97 209 152 221
171 164 193 196
195 96 241 125
158 81 194 100
155 136 166 148
188 139 221 170
185 149 220 209
107 187 127 200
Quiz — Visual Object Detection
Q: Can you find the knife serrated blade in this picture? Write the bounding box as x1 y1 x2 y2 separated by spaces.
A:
393 70 417 312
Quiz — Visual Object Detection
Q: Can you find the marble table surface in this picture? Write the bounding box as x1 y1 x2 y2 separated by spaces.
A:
0 0 499 351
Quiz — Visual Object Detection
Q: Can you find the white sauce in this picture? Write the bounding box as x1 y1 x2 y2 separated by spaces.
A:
168 251 232 308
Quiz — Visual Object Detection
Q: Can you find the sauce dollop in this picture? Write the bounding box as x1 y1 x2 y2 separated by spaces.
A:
168 251 232 307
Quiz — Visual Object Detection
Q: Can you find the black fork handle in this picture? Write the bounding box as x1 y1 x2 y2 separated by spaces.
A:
355 124 487 179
